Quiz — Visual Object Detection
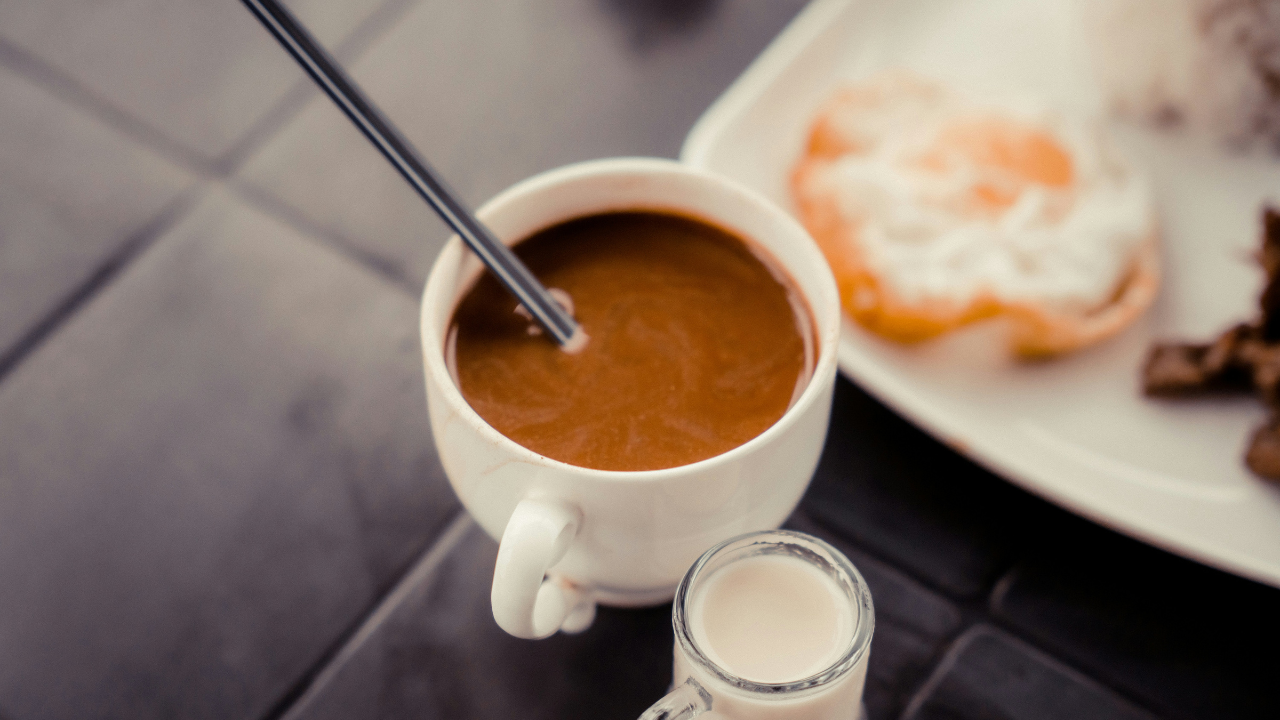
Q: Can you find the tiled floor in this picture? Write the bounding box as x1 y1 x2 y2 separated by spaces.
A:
0 63 194 374
0 0 392 165
0 2 1277 720
900 626 1157 720
235 0 807 286
0 184 458 720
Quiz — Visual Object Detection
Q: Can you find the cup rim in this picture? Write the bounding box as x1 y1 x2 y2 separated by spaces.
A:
419 156 841 481
671 529 876 698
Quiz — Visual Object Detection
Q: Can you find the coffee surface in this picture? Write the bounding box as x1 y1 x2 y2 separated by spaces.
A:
448 211 812 472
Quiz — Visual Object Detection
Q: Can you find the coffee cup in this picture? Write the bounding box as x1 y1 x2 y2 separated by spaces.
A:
419 157 840 639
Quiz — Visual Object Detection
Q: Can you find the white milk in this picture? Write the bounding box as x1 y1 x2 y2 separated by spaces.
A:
670 551 869 720
691 554 854 684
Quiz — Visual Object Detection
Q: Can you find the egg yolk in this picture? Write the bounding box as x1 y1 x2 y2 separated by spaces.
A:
916 117 1074 216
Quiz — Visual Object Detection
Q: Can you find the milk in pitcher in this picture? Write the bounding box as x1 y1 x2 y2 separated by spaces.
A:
661 531 873 720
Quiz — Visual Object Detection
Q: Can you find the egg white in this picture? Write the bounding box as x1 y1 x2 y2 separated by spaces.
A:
819 89 1154 314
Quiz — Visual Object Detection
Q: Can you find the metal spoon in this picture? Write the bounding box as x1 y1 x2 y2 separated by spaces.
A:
241 0 584 350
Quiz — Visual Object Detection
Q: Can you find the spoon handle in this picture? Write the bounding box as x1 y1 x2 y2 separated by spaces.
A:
241 0 581 347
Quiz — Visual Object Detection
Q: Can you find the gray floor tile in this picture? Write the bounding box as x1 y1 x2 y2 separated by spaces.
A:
237 0 808 287
0 186 457 720
902 626 1158 720
990 519 1280 720
788 512 963 720
803 378 1045 599
0 64 194 367
283 519 674 720
0 0 390 163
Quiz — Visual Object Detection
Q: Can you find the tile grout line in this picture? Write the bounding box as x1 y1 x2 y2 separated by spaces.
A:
0 0 425 183
217 0 425 175
896 624 971 720
982 553 1174 718
901 625 1168 720
803 507 1156 719
0 186 205 385
795 510 1003 719
0 0 427 383
213 79 320 177
0 36 215 177
229 181 420 296
980 621 1173 714
220 0 436 300
985 564 1018 615
264 510 474 720
803 509 1003 605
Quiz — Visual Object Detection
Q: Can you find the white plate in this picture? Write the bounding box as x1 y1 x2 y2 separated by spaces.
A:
681 0 1280 587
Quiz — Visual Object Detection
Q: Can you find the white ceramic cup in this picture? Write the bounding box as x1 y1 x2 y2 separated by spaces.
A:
419 157 840 640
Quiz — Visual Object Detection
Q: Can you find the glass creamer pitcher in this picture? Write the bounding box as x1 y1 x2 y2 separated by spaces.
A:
640 530 874 720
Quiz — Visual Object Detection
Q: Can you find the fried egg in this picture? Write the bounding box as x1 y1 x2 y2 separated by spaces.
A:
792 71 1159 356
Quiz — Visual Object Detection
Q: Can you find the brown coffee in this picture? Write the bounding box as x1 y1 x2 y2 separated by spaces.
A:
447 211 813 472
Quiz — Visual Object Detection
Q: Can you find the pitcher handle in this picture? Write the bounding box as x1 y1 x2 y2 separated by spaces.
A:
491 497 594 639
638 678 712 720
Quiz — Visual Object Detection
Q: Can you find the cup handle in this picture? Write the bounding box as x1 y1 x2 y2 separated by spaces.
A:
491 497 594 639
638 678 712 720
